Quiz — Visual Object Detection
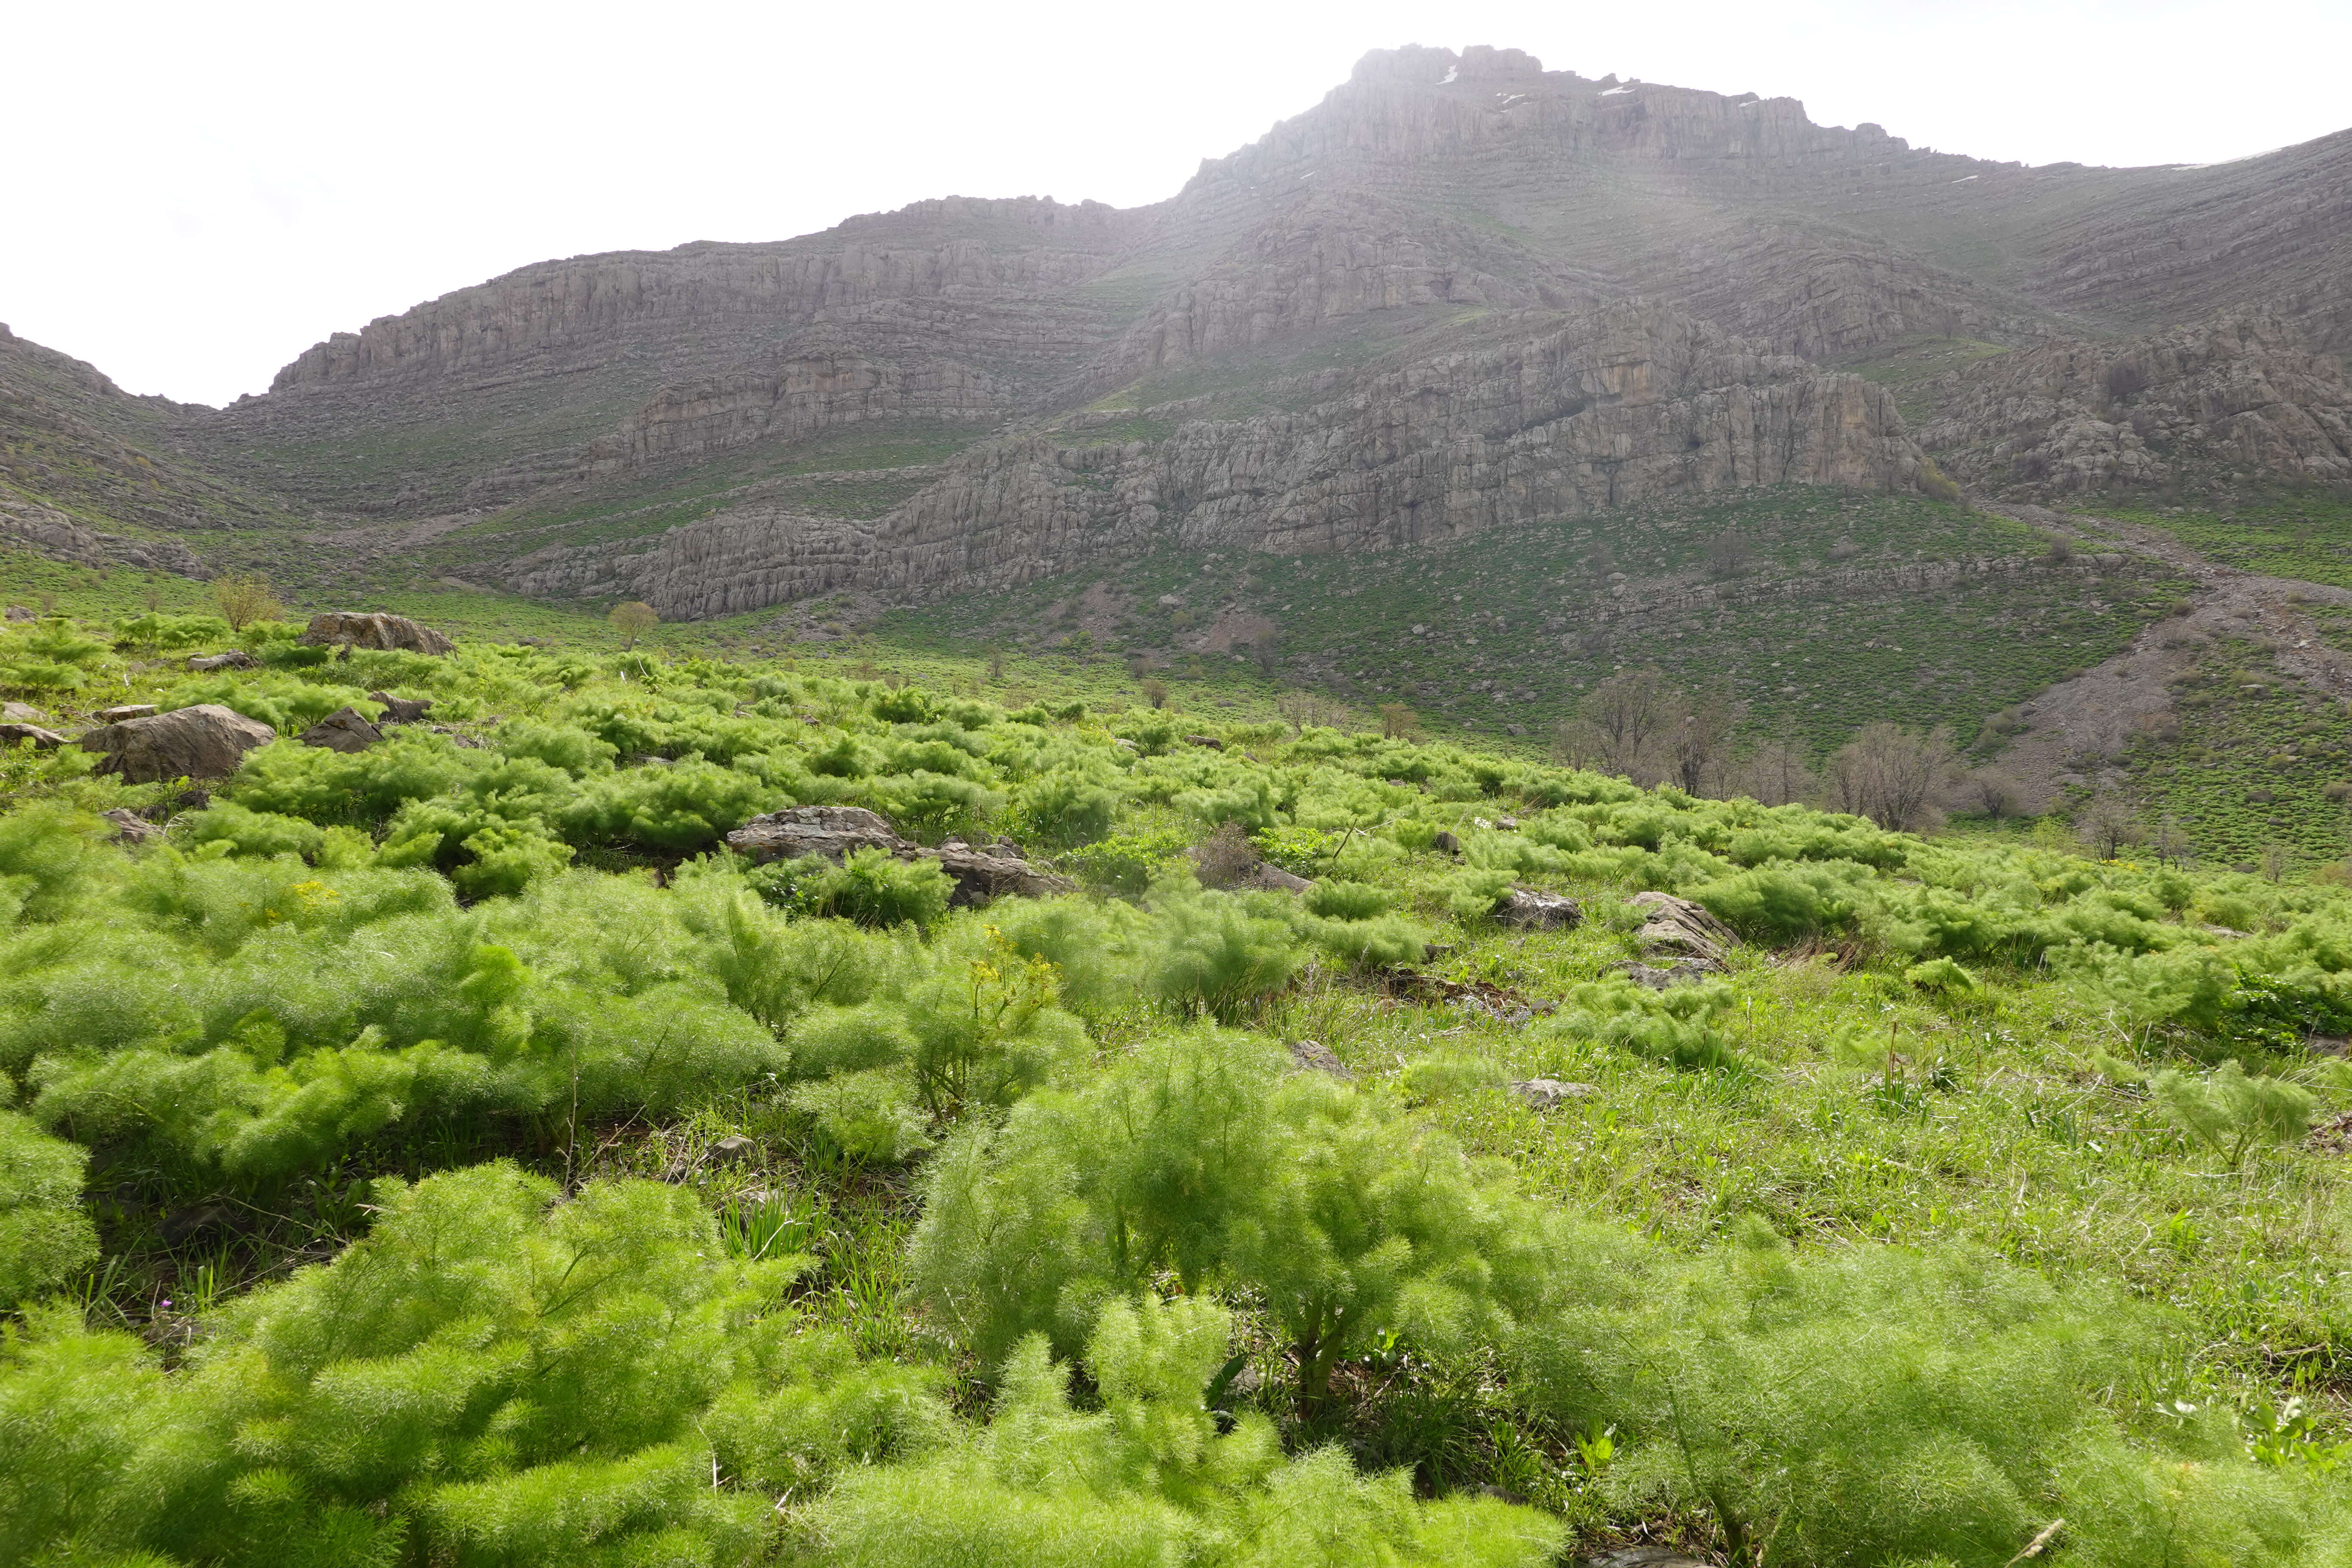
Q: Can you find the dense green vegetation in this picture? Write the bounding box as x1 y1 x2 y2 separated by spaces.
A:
2091 493 2352 592
886 487 2193 753
6 594 2352 1566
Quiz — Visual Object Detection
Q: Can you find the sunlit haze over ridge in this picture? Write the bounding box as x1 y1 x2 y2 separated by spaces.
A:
8 0 2347 406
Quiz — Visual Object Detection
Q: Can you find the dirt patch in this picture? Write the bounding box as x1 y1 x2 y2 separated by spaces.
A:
1983 504 2352 808
1188 605 1277 654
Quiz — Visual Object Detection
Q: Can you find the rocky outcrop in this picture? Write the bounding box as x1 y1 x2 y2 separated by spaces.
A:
267 198 1139 392
1919 312 2352 495
1629 891 1737 971
1496 887 1580 929
725 805 1075 905
519 299 1925 620
80 704 277 783
299 612 456 655
0 497 211 577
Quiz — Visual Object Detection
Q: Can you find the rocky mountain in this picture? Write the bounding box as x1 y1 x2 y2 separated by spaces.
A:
3 44 2348 614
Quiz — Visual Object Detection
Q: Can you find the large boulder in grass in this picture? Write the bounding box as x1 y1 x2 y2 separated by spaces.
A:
187 650 258 672
728 805 907 864
300 705 383 753
368 691 434 723
298 611 455 655
79 704 276 782
0 721 65 749
1496 886 1580 929
1628 890 1737 970
2 701 49 722
930 839 1077 904
727 806 1075 906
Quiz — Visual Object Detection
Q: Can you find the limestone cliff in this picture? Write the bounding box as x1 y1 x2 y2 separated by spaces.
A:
1918 312 2352 496
512 300 1925 619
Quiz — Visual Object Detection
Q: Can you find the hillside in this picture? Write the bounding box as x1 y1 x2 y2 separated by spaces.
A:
5 607 2352 1565
5 42 2351 876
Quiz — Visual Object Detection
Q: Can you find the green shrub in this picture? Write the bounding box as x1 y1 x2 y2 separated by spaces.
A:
0 1162 944 1568
908 1029 1562 1397
1304 879 1398 920
814 1295 1564 1568
802 847 956 932
2150 1060 2315 1168
0 1110 98 1304
1545 977 1746 1074
1013 772 1120 847
1514 1223 2153 1568
1145 880 1303 1022
181 802 327 861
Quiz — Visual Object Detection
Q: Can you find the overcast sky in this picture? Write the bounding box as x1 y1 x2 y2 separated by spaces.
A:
8 0 2344 407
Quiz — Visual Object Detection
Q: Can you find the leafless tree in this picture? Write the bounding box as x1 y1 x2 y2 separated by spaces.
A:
1736 739 1819 807
1141 678 1171 710
1577 666 1678 780
1375 701 1423 741
1961 768 2027 821
1279 689 1354 735
2146 812 2194 867
1825 723 1959 832
1672 687 1743 796
1704 532 1758 579
2074 792 2142 860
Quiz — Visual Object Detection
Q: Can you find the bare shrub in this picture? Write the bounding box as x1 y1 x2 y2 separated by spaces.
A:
1189 821 1259 889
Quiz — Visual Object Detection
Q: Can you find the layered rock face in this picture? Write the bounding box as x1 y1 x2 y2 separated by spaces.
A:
9 44 2349 620
1919 312 2352 495
268 197 1139 392
0 496 211 577
514 300 1923 619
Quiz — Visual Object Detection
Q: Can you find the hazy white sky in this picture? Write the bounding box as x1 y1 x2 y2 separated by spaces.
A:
7 0 2344 407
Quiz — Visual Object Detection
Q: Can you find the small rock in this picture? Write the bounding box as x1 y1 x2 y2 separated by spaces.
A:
1496 887 1579 930
98 704 159 723
3 605 31 622
0 721 65 749
368 691 434 723
102 808 165 845
1432 830 1462 855
1580 1551 1708 1568
1241 861 1315 894
1185 734 1225 749
710 1135 758 1164
1 701 48 722
1494 815 1519 830
159 1204 234 1245
1610 959 1711 990
1512 1078 1599 1112
300 706 384 753
1290 1040 1353 1079
187 650 258 672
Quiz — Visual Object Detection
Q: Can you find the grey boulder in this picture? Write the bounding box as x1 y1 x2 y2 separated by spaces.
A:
299 611 455 655
187 650 259 672
300 706 384 753
79 704 277 783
